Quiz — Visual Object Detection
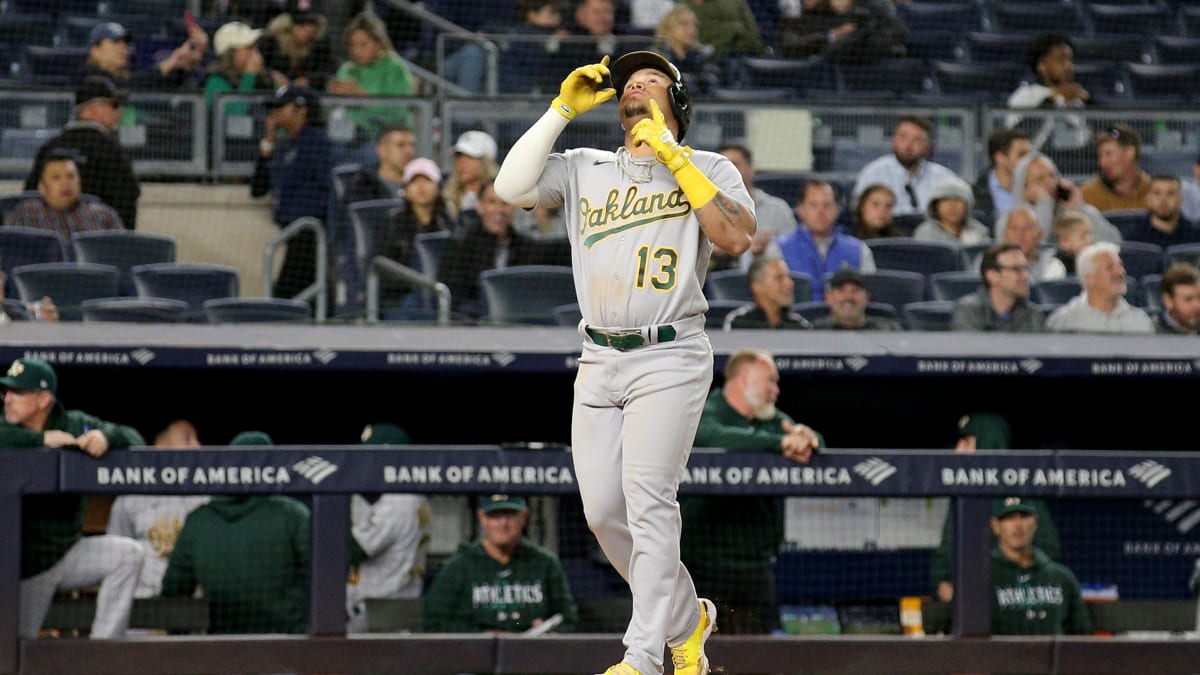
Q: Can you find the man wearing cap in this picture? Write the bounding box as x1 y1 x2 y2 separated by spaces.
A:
346 423 432 633
952 243 1045 333
814 267 902 330
25 76 140 229
10 150 125 239
162 431 311 634
0 358 146 639
988 497 1090 635
495 50 755 675
724 256 811 330
423 494 578 634
82 20 208 92
251 83 334 300
444 130 499 217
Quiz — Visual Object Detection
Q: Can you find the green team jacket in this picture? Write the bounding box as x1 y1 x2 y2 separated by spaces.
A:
991 546 1091 635
422 540 578 633
162 495 311 634
931 499 1061 590
0 403 145 579
681 389 823 571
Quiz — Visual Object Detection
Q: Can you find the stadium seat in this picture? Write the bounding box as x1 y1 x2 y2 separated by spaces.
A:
1185 6 1200 38
892 214 925 237
934 61 1022 100
866 238 964 276
81 297 189 323
552 302 582 327
347 198 404 271
131 263 239 321
1155 36 1200 65
71 231 177 296
858 270 925 311
21 46 89 85
992 3 1085 34
12 262 120 321
0 191 40 225
1072 61 1125 101
705 269 812 304
966 32 1030 63
414 230 451 277
332 163 363 201
0 15 56 47
743 57 838 97
903 300 956 331
709 299 748 330
711 87 793 101
1087 4 1169 36
1125 64 1198 101
1071 34 1147 65
479 265 576 325
1119 241 1164 281
929 271 982 301
1165 243 1200 268
0 226 68 299
203 297 312 324
1103 209 1148 239
1141 274 1162 312
754 172 808 208
837 59 930 98
896 3 981 34
0 130 57 164
903 31 963 63
1033 278 1082 306
793 301 899 324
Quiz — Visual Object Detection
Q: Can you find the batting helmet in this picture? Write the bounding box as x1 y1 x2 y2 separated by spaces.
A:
609 51 691 142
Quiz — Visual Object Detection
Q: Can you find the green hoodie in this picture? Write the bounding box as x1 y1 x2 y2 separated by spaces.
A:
0 402 145 579
422 540 578 633
161 495 310 634
931 498 1060 590
990 546 1091 635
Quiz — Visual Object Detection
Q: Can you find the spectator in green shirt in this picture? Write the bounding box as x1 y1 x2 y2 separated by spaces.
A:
328 11 416 142
204 21 284 113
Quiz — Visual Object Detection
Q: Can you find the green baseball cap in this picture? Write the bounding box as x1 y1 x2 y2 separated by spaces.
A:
0 358 57 395
360 423 410 445
957 413 1012 450
478 494 527 513
993 497 1036 518
230 431 273 446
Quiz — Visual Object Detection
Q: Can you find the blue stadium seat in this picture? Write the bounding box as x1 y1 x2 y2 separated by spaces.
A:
1141 274 1162 312
966 32 1031 63
0 191 40 224
754 172 807 208
12 262 120 321
80 297 188 323
743 57 838 97
332 163 363 202
0 130 57 164
793 300 898 324
992 3 1085 34
1087 4 1170 36
203 297 312 324
1165 243 1200 268
0 226 67 298
934 61 1022 101
858 270 925 311
347 198 405 272
0 15 56 47
1072 61 1125 101
706 269 812 304
892 214 925 237
929 271 982 301
903 31 963 62
896 3 982 34
837 59 930 98
21 46 89 85
709 299 749 330
131 263 239 321
711 87 793 101
1119 241 1164 281
866 238 964 276
553 302 582 327
1155 36 1200 65
479 265 576 325
1126 64 1198 102
71 231 176 296
1033 278 1082 306
1071 34 1147 65
903 300 956 331
1186 6 1200 38
1103 209 1148 239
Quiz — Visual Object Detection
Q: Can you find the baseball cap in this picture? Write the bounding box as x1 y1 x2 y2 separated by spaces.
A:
213 21 262 56
956 413 1012 450
402 157 442 185
230 430 274 446
0 358 57 395
453 130 497 160
88 21 131 47
266 83 319 109
827 267 865 290
609 50 683 99
75 75 128 107
993 497 1036 518
478 493 527 513
287 0 323 23
360 422 411 445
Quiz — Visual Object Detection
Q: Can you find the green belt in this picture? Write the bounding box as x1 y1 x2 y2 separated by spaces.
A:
585 325 678 350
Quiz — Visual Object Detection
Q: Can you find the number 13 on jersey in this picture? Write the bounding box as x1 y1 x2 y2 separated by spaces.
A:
634 245 679 291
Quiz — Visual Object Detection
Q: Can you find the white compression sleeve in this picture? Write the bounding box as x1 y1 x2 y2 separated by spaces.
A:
494 108 571 209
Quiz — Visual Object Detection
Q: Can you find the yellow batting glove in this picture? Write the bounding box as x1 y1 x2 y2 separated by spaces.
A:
631 100 718 208
551 55 616 120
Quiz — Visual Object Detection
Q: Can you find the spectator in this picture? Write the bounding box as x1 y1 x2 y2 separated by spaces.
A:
1006 151 1121 245
259 0 337 90
1007 33 1090 150
502 0 572 95
376 158 455 308
999 206 1065 283
444 130 499 218
161 431 310 634
714 143 796 271
204 21 283 111
851 184 902 240
81 21 208 94
778 179 876 301
251 84 335 300
1080 124 1151 213
655 5 721 95
989 497 1090 635
10 151 124 241
973 128 1032 220
682 348 820 634
631 0 675 31
813 267 901 330
347 422 432 633
1157 263 1200 336
951 243 1044 333
777 0 906 64
26 77 140 229
1047 242 1154 334
439 181 568 318
1051 210 1093 276
913 176 991 246
851 115 958 217
422 494 578 633
0 267 58 323
1182 155 1200 224
342 124 416 204
106 420 209 599
1123 175 1200 248
931 413 1060 604
723 256 811 330
1 358 145 639
555 0 619 76
682 0 765 56
328 11 417 142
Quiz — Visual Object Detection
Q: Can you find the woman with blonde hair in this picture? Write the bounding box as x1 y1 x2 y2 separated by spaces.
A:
444 130 499 219
654 5 720 94
203 21 285 111
259 0 336 89
328 11 417 140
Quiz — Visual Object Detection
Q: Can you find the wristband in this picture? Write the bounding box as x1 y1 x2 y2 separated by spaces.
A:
673 162 718 209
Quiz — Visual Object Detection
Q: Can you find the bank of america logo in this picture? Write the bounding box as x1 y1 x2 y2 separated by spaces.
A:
1145 499 1200 534
492 351 516 367
311 349 337 364
853 457 897 485
130 349 155 365
1130 460 1172 488
293 456 338 484
1019 358 1043 374
844 356 869 372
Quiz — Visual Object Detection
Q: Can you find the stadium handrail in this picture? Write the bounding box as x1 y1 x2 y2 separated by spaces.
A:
264 216 327 322
365 254 451 324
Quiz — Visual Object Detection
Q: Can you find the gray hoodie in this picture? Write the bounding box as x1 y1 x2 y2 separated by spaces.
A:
1003 151 1121 244
913 175 992 245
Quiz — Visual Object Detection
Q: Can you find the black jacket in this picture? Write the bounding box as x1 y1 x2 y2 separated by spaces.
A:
25 121 140 229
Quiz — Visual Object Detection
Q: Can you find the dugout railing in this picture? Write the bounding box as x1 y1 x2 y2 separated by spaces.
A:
4 446 1200 675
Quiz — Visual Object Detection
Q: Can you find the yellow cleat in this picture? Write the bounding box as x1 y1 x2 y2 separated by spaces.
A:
670 598 717 675
599 663 642 675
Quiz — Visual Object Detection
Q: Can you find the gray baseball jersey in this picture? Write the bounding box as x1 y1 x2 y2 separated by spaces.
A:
106 495 211 598
347 493 432 633
535 147 754 328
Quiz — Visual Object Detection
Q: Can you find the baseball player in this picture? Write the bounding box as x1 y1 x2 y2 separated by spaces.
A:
494 51 756 675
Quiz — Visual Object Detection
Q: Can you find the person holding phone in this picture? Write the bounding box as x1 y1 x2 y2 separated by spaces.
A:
999 150 1122 245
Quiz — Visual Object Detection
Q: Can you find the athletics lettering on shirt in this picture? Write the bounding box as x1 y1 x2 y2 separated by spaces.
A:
579 185 691 248
994 584 1065 609
471 580 545 607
